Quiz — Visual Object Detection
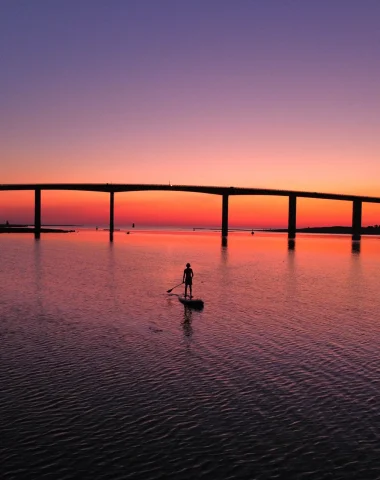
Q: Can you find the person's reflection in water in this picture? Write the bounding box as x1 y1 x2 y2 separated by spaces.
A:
182 306 193 339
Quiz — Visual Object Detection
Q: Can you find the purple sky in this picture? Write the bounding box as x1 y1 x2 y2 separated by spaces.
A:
1 0 379 196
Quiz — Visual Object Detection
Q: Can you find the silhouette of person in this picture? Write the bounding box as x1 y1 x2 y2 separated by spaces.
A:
183 262 194 298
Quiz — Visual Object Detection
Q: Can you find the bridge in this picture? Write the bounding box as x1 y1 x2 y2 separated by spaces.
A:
1 183 379 241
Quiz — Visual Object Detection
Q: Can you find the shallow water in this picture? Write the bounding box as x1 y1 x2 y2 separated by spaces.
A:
1 231 380 479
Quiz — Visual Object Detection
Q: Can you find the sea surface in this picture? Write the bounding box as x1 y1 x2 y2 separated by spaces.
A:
1 230 380 480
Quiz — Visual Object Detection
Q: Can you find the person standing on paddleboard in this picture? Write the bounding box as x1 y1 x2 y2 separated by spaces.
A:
183 263 194 298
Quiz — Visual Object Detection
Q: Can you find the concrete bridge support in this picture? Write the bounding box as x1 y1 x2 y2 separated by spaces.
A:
288 194 297 239
222 194 229 239
109 191 114 241
34 188 41 239
352 199 362 241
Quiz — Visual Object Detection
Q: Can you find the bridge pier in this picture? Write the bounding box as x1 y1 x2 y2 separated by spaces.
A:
222 194 229 239
352 199 362 241
288 194 297 239
34 188 41 239
109 191 114 242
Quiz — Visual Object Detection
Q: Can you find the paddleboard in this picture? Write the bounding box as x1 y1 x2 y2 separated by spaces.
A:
178 296 204 309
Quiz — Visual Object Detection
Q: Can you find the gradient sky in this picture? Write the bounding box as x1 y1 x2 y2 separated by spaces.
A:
1 0 379 226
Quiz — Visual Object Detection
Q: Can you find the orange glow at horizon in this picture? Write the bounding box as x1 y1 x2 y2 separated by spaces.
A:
1 190 379 227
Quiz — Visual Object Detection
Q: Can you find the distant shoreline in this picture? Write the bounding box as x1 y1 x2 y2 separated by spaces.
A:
262 226 380 235
1 225 380 235
0 225 75 233
194 226 380 235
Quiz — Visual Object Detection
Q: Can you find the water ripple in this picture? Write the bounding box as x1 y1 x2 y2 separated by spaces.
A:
1 234 380 478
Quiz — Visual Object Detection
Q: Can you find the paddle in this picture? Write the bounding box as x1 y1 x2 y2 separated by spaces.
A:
166 282 184 293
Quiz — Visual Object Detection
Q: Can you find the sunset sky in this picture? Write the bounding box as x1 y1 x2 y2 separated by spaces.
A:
1 0 379 227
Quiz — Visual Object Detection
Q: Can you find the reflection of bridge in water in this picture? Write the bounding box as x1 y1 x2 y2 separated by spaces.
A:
1 183 379 242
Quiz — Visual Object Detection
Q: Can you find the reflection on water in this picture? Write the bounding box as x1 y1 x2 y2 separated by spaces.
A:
288 238 295 251
1 231 380 479
352 240 361 254
182 306 194 338
220 244 229 264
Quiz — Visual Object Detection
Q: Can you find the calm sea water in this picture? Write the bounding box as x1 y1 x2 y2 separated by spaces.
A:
1 231 380 480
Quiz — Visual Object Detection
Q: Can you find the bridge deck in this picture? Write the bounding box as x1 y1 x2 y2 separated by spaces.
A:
0 184 379 203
